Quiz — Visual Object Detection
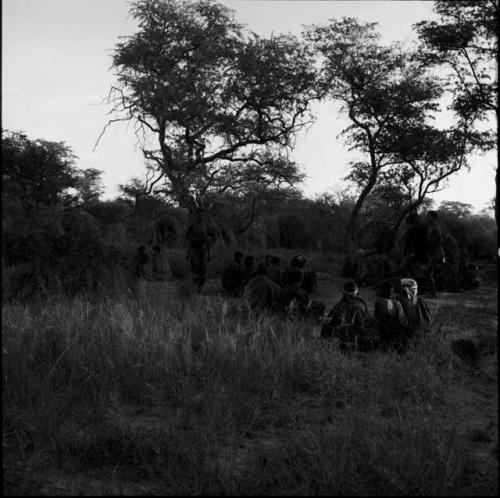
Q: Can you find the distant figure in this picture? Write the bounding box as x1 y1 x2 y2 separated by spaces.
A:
463 262 481 289
399 212 429 276
425 211 445 296
395 278 432 338
151 245 171 281
321 281 376 352
435 232 462 292
283 254 306 286
186 207 215 292
221 251 246 296
133 245 151 280
244 263 282 312
374 280 408 351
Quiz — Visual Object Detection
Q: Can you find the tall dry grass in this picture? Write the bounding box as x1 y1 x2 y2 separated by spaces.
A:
3 288 493 495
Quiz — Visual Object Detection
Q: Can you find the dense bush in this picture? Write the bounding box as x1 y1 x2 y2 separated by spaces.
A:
438 202 496 261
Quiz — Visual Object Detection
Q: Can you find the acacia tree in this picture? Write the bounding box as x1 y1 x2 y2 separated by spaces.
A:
101 0 317 208
305 18 443 274
371 122 489 234
195 150 305 230
415 0 498 221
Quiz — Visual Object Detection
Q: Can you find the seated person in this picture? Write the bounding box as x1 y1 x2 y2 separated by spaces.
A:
266 255 284 287
321 281 376 352
221 251 246 296
374 280 408 350
302 269 318 294
395 278 432 337
241 255 255 283
288 253 317 294
230 255 256 296
283 254 306 285
463 262 481 289
244 263 282 312
279 267 310 316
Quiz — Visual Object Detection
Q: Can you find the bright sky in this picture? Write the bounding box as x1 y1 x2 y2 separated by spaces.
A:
2 0 497 212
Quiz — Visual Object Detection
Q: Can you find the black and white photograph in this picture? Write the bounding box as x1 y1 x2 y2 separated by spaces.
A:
3 0 498 495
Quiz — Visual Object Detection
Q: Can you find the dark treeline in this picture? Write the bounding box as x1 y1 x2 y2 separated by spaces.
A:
2 128 496 301
2 0 497 299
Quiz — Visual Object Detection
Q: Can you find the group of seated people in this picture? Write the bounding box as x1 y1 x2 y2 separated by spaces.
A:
222 251 432 353
221 251 322 318
321 278 432 353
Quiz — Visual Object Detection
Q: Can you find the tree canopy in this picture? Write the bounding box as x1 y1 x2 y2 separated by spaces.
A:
104 0 317 207
2 129 78 211
305 18 447 271
415 0 498 223
415 0 498 123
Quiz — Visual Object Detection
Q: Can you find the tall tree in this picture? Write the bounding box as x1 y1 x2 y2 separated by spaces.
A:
415 0 498 221
305 18 443 274
101 0 317 207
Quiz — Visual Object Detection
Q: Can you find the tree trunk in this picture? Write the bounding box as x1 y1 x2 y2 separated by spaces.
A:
342 175 377 277
496 165 499 229
392 199 425 239
342 136 378 277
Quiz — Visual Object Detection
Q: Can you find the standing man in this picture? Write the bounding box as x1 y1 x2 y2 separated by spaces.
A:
399 211 429 276
186 207 215 292
425 211 446 296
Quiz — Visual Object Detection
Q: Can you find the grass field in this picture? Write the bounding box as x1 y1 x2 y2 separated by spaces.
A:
3 265 497 495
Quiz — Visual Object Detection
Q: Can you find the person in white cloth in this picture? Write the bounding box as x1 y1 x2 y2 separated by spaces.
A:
395 278 433 338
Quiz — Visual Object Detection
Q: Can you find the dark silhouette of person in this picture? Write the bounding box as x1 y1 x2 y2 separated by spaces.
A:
397 212 429 291
239 254 255 285
244 263 282 312
133 245 150 279
283 254 305 286
425 210 445 296
266 255 284 287
374 280 408 350
151 245 170 281
186 207 215 291
279 267 310 316
221 250 246 296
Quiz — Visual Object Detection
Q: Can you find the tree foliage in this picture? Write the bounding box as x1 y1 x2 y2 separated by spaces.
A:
74 168 105 204
415 0 498 122
2 129 78 212
305 18 444 272
415 0 498 223
104 0 317 206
